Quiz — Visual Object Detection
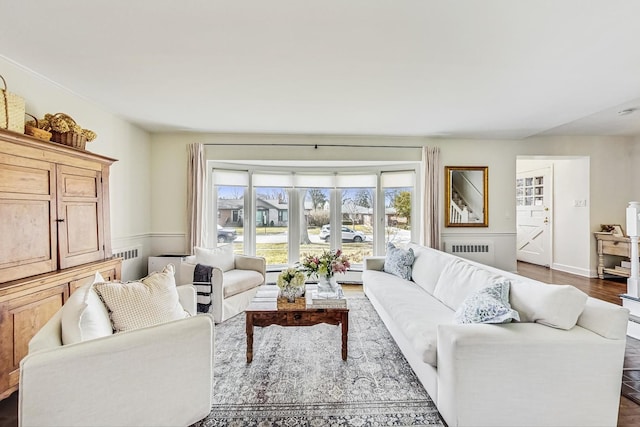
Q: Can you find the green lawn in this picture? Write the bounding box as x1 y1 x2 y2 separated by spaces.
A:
255 242 372 265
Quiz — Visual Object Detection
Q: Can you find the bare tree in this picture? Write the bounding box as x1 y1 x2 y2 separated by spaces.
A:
300 213 311 245
298 192 311 244
355 189 373 208
308 188 327 209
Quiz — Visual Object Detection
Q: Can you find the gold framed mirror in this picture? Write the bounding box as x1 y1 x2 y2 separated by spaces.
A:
445 166 488 227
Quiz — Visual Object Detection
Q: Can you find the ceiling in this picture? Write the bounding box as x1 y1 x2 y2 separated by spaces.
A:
2 0 640 139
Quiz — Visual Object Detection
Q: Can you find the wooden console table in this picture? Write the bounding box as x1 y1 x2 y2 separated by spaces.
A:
594 232 640 279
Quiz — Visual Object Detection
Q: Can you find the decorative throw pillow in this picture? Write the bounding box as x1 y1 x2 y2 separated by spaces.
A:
509 280 588 330
454 281 520 324
383 243 415 280
94 264 189 333
61 272 113 344
195 245 235 272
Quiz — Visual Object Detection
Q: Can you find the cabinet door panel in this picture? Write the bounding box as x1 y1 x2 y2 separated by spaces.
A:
12 293 64 362
57 165 104 269
0 284 66 394
0 201 52 266
0 155 56 282
64 203 100 254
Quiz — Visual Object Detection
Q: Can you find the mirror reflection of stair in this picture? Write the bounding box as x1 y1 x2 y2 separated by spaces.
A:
450 189 481 223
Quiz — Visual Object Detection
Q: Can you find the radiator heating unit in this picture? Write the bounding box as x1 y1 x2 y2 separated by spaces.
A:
443 241 495 265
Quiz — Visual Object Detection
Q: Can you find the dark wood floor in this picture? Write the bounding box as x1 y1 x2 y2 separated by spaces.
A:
1 262 640 426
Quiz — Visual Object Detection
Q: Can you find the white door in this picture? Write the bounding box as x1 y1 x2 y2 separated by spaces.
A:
516 167 551 266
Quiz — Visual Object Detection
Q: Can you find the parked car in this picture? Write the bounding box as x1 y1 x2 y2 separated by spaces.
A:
319 225 365 242
217 224 237 243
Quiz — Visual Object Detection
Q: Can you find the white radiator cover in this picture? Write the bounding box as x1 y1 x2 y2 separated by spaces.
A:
113 245 143 262
443 240 495 266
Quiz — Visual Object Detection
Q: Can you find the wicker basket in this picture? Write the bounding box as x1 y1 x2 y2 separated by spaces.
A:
49 113 87 150
51 130 87 150
277 297 307 310
0 75 25 133
24 113 52 141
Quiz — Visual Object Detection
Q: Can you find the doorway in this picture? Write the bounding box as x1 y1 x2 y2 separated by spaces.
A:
516 166 552 266
516 156 590 275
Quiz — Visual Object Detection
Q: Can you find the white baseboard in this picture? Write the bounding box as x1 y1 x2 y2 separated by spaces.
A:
551 262 592 278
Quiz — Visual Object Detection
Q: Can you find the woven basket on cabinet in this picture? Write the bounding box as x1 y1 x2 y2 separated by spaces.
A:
24 113 52 141
0 75 25 133
49 113 87 150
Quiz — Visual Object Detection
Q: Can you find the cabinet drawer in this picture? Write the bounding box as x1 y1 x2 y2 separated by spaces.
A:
602 240 630 257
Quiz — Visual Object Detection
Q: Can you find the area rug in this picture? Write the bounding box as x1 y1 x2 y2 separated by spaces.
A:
192 295 444 426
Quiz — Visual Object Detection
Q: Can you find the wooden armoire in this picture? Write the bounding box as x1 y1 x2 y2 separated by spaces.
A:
0 128 122 399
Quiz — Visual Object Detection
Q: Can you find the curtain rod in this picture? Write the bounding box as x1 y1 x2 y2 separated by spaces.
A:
202 143 424 149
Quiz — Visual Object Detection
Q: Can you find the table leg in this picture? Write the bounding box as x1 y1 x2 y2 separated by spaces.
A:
246 313 254 363
341 312 348 360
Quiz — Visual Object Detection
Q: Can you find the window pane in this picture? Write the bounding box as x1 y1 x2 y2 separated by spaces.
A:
216 185 244 254
384 187 412 248
340 188 373 266
299 188 331 263
255 187 289 267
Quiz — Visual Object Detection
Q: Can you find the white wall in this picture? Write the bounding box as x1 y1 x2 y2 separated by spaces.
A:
552 157 590 275
148 133 637 275
1 57 152 280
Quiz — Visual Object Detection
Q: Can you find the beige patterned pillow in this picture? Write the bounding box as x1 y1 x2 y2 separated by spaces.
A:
94 264 189 332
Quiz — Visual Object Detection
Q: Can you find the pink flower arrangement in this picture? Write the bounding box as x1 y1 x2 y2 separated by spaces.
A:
300 249 350 278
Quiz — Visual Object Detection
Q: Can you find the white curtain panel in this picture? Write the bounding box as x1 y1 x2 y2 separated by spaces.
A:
187 143 205 253
421 146 441 249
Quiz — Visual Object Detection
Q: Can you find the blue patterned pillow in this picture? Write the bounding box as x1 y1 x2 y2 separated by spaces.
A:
383 243 415 280
454 281 520 324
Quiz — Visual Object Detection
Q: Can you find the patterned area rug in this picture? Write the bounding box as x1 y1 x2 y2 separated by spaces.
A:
193 295 444 426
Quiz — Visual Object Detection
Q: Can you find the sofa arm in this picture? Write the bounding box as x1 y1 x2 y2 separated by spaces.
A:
28 310 63 353
364 256 385 271
234 254 266 280
436 322 625 427
19 314 214 427
177 284 197 316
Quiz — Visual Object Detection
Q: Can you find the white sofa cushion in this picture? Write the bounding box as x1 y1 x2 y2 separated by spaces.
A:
94 264 189 332
454 281 520 324
194 245 235 272
408 243 454 294
363 269 454 367
61 272 113 345
577 297 630 339
223 269 265 298
433 259 507 310
510 279 588 330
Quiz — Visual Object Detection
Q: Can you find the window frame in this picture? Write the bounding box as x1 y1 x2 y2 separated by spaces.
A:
207 161 420 268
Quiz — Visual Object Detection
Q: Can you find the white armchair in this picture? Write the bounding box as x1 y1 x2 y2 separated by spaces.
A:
180 252 266 323
19 284 214 427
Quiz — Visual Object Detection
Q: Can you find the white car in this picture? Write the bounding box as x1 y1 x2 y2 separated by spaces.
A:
319 225 365 242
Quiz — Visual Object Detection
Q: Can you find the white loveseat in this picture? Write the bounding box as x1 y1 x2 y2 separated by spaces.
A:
363 243 629 427
19 271 214 427
179 245 266 323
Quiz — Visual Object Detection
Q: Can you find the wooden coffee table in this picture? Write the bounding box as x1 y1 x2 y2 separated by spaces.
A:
245 285 349 363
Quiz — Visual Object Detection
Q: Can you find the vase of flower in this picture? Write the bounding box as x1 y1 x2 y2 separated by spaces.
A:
317 274 338 298
277 268 306 302
299 249 350 299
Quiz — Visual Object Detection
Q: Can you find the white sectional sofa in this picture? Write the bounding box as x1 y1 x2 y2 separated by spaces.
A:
363 243 629 427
